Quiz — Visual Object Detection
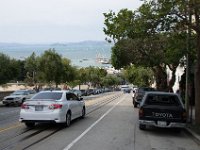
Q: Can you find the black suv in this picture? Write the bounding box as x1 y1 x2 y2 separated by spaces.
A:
138 92 186 130
133 87 155 107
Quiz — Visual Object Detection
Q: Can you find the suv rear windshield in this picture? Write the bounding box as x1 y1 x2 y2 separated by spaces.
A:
145 94 181 106
32 92 62 100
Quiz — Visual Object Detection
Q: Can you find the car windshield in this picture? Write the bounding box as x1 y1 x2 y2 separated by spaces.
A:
145 94 180 106
12 91 27 95
32 92 62 100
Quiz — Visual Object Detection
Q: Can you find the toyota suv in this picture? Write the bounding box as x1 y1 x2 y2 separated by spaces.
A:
138 91 186 130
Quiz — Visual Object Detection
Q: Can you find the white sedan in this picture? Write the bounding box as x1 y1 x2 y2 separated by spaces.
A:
19 90 86 127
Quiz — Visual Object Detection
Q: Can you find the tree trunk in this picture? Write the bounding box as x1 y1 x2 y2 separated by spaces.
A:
153 65 168 91
168 67 176 92
195 33 200 125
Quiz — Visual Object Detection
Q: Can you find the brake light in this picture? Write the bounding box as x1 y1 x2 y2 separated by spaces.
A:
49 104 63 109
139 108 144 117
21 104 29 109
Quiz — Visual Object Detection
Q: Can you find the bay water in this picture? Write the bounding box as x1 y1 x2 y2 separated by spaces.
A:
0 42 112 68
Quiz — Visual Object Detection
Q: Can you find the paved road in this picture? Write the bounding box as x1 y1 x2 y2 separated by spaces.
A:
0 92 200 150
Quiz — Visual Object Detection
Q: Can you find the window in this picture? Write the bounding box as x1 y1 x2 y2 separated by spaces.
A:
32 92 62 100
66 93 78 101
145 94 180 106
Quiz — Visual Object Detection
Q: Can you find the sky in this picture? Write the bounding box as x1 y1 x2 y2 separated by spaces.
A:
0 0 143 44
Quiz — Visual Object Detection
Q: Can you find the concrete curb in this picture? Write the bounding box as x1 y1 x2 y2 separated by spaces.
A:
184 127 200 145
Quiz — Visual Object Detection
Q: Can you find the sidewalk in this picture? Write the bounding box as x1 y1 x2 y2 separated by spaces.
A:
184 106 200 145
185 127 200 145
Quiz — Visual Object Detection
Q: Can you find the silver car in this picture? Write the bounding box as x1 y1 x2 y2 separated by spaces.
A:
19 90 86 127
2 90 36 106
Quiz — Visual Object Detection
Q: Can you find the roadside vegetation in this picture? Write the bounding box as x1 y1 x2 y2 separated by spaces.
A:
0 49 124 91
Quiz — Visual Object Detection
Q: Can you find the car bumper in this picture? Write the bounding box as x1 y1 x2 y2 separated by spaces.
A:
19 110 65 123
139 120 185 128
2 100 21 104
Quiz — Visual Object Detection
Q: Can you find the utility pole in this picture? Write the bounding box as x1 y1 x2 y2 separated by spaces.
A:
185 1 192 122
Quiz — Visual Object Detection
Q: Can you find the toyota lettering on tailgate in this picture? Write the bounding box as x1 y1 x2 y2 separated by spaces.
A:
152 112 173 118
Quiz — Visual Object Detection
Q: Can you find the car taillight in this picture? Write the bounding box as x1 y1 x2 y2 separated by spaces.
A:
21 104 29 109
139 108 144 117
49 104 62 109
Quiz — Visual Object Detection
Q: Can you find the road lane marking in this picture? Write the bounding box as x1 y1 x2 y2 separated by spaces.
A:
0 123 22 133
63 95 126 150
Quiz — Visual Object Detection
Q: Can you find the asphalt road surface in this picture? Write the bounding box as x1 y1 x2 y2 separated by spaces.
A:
0 92 199 150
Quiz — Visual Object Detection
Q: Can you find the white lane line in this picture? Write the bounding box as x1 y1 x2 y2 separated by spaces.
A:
63 95 126 150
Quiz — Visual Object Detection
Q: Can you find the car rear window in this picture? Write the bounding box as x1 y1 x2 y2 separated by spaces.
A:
32 92 62 100
145 94 180 106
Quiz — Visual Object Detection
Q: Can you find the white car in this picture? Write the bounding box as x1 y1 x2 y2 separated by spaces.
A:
19 90 86 127
2 90 36 106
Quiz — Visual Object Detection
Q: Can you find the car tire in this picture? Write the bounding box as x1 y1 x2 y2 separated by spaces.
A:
25 122 35 128
139 124 146 130
65 112 71 127
22 98 26 103
134 101 137 108
81 107 86 119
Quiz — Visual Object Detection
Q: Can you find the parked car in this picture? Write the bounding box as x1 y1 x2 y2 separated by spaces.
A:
2 90 36 106
19 90 85 127
70 89 82 97
133 87 155 107
138 91 186 130
80 89 88 96
87 89 94 95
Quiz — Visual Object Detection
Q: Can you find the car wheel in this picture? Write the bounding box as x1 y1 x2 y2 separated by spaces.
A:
139 124 146 130
134 101 137 108
65 112 71 127
25 122 35 128
81 107 86 119
22 98 26 103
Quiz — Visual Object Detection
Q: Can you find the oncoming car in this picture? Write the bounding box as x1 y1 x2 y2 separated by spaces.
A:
19 90 86 127
121 85 131 93
139 92 186 131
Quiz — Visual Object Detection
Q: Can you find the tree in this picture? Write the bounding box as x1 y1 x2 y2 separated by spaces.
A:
123 65 154 87
101 75 121 88
24 52 38 86
84 67 107 88
0 53 16 84
62 58 79 89
38 49 63 87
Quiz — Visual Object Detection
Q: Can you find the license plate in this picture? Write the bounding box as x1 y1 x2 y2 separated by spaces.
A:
157 121 167 127
35 105 43 111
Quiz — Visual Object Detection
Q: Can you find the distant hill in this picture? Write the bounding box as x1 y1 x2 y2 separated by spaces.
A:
50 41 112 47
0 41 113 48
